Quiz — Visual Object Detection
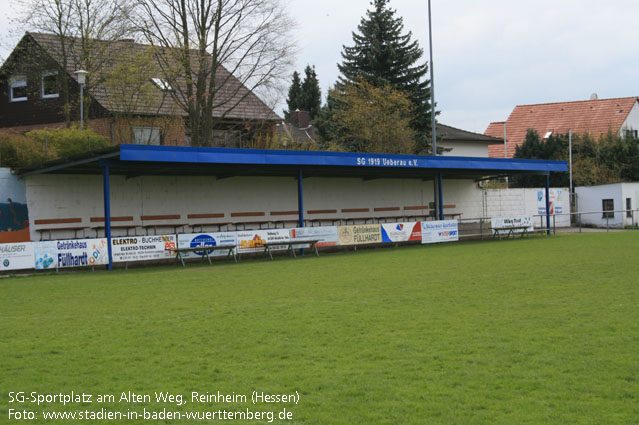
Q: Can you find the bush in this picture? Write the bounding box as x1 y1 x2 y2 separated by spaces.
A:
0 127 111 168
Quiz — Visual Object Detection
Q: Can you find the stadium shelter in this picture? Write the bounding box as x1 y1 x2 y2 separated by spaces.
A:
18 145 568 270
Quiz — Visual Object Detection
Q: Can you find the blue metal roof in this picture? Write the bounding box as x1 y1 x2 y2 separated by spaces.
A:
120 144 567 173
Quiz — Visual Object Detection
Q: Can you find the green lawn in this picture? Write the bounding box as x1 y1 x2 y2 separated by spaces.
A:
1 233 638 424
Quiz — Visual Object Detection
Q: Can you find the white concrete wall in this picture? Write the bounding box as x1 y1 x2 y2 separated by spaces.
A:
24 173 571 240
484 188 571 228
576 182 639 228
439 141 492 157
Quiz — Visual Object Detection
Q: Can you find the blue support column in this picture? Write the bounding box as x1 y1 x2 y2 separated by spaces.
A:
545 173 551 236
103 165 113 270
438 173 444 220
297 170 304 228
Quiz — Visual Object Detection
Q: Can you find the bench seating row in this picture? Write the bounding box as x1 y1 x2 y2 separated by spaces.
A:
33 205 462 240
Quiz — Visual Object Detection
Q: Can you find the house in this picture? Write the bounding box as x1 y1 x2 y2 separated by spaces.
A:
576 182 639 228
0 32 280 146
436 123 503 157
485 96 639 158
275 110 319 147
273 116 503 157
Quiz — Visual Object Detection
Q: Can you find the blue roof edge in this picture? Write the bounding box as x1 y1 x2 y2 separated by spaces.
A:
119 144 568 173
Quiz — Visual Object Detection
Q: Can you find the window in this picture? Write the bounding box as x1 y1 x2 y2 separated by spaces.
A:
41 71 59 98
624 129 638 139
602 199 614 218
627 198 633 218
9 76 27 102
132 126 162 145
151 78 172 91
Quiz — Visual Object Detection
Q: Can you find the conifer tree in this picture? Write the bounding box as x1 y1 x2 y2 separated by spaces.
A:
300 65 322 120
336 0 435 152
284 71 303 119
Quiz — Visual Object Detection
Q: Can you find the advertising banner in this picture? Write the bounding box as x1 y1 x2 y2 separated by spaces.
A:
177 232 237 259
491 216 534 234
421 220 459 244
111 235 177 263
236 229 290 253
0 242 35 271
337 224 382 246
290 226 338 247
34 241 57 270
537 188 564 215
381 222 422 243
55 239 109 268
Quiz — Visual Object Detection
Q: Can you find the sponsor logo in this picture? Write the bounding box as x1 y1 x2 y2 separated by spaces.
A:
240 234 266 249
190 235 217 255
396 224 404 231
339 227 353 244
438 231 458 237
0 245 26 253
3 259 9 267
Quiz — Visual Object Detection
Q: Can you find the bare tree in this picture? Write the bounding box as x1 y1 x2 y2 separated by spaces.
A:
15 0 134 125
134 0 295 146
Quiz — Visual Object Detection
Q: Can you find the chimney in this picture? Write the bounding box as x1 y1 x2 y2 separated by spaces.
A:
290 109 310 128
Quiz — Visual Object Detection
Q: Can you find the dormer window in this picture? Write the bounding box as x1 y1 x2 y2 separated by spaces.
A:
41 71 59 99
9 76 27 102
151 78 172 91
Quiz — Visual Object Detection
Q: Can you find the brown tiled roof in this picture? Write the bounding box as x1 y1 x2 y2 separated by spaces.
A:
485 97 639 158
28 32 280 121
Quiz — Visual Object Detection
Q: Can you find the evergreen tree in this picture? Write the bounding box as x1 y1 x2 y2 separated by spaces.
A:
336 0 434 152
284 71 302 119
300 65 322 120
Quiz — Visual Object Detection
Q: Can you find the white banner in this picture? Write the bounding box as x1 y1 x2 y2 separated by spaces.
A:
34 241 57 270
0 242 35 271
421 220 459 244
290 226 338 247
381 222 422 243
111 235 177 263
537 188 564 215
491 216 534 234
56 239 109 268
236 229 290 253
177 232 237 259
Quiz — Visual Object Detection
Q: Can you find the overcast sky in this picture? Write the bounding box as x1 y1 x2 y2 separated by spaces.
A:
1 0 638 133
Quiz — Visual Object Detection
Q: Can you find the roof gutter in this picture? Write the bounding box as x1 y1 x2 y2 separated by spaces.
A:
17 151 120 178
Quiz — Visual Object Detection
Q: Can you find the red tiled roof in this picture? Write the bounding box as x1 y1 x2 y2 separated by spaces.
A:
485 97 639 158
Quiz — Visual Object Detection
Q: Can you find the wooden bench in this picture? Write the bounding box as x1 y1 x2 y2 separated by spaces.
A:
492 225 530 240
141 214 186 235
34 218 87 240
90 216 138 236
172 244 238 267
261 239 320 260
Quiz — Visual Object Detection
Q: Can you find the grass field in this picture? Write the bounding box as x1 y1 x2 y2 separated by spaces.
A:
1 232 638 424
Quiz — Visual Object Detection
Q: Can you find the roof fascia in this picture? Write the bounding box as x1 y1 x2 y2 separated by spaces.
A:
119 144 568 173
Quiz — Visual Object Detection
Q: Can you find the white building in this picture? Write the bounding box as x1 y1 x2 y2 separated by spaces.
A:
576 183 639 228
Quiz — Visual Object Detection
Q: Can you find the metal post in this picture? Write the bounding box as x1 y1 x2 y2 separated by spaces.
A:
297 170 304 228
428 0 436 156
79 83 84 130
545 174 551 235
579 213 582 233
103 165 113 271
438 173 444 220
503 122 507 158
569 129 573 199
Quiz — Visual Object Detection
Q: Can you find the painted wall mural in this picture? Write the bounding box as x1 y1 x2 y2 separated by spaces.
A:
0 168 30 243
